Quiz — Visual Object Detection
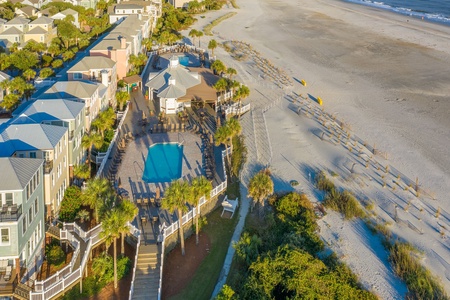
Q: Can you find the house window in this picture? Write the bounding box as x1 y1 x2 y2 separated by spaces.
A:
30 152 36 158
22 218 27 235
1 228 9 244
35 198 38 216
73 73 83 80
40 36 44 42
28 207 33 225
5 193 13 206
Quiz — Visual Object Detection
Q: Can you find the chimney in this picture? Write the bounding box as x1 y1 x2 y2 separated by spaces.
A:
168 76 176 86
101 70 109 86
120 36 127 49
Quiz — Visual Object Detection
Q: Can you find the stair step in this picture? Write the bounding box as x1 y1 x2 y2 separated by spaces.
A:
135 268 159 275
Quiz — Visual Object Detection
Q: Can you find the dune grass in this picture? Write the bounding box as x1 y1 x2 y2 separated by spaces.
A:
204 12 237 36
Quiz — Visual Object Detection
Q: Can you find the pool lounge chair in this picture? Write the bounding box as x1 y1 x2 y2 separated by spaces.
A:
4 266 12 281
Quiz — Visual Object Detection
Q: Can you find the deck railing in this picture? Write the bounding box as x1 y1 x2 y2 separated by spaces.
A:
128 223 141 300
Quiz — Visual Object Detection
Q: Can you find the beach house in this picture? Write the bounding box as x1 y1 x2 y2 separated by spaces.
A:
0 157 45 283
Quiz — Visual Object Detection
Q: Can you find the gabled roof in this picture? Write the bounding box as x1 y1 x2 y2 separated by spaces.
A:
30 16 53 25
60 8 78 16
13 99 85 122
17 5 36 17
0 19 7 25
0 27 23 36
27 26 47 34
1 123 67 152
115 4 144 10
6 17 30 25
67 56 116 72
146 56 200 93
0 157 43 191
39 81 100 100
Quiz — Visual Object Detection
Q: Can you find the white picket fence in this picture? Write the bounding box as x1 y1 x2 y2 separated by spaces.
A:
155 147 230 300
30 222 140 300
225 103 251 116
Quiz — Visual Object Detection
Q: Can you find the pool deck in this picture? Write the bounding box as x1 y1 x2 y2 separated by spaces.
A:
116 131 204 225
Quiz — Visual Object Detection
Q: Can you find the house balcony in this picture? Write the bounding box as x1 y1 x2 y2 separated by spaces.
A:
0 204 23 222
44 160 53 174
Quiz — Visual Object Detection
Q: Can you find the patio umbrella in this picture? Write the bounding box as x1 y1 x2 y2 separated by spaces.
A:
118 177 122 188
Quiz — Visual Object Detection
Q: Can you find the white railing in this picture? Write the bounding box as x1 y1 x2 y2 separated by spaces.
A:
156 147 229 300
128 223 141 300
225 103 251 116
96 103 130 177
218 91 233 103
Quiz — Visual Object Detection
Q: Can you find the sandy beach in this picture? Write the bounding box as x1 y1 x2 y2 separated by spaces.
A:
183 0 450 298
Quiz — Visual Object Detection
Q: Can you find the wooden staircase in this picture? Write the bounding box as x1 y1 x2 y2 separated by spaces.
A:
131 244 160 300
14 282 32 300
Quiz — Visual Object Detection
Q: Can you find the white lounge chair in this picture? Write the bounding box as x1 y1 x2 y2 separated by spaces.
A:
4 265 12 281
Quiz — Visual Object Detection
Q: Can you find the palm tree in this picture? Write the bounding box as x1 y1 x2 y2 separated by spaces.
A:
0 94 19 112
23 69 36 82
81 131 103 175
73 164 90 184
215 124 232 165
92 108 116 137
208 39 217 56
116 91 130 111
189 29 198 46
196 30 203 48
100 208 127 289
118 200 138 255
211 60 226 76
226 117 241 154
248 169 274 217
189 176 212 245
92 252 112 282
161 180 192 255
82 177 113 223
214 78 228 104
226 67 237 80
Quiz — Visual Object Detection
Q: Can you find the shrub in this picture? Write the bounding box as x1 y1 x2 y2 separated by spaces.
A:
117 255 132 280
59 186 83 222
315 171 335 192
47 244 66 266
231 135 247 177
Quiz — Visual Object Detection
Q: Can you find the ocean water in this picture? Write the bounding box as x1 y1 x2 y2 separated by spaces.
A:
345 0 450 25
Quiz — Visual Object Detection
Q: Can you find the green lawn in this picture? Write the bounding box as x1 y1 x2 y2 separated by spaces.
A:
170 182 240 300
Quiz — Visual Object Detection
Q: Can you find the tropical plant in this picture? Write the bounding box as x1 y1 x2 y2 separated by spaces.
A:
188 176 212 245
81 131 103 174
100 208 127 289
214 77 228 101
214 284 237 300
39 67 55 79
82 177 114 223
116 91 130 111
73 163 90 183
91 107 116 137
226 67 237 79
91 252 113 282
248 169 274 217
211 59 226 75
0 94 19 112
233 232 262 265
23 69 36 82
118 200 138 255
161 180 192 255
208 39 218 56
76 209 90 223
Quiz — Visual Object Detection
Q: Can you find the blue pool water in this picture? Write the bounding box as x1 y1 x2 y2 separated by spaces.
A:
142 143 183 183
178 56 189 66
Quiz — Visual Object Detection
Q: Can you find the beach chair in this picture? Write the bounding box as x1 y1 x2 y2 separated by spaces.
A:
4 266 12 281
136 198 142 206
143 198 149 206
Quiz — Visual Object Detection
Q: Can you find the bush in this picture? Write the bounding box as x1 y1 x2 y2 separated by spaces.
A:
47 244 66 266
92 253 131 284
323 189 365 219
315 171 335 192
59 186 83 222
389 242 448 299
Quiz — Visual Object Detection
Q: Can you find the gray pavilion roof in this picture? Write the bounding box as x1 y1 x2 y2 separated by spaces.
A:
157 80 186 99
6 17 30 25
0 123 67 154
39 81 100 100
0 27 23 35
146 56 200 96
0 157 43 191
27 27 48 35
67 56 116 72
12 99 85 122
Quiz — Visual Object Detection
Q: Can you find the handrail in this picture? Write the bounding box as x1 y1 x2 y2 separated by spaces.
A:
128 223 141 300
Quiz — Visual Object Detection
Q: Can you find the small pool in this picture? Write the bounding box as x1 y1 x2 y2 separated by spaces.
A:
178 56 189 66
142 143 183 183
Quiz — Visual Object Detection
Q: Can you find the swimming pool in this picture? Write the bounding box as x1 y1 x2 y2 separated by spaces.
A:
178 56 189 66
142 143 183 183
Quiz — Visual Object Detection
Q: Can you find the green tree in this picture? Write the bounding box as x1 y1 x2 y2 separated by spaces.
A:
161 180 191 256
91 107 116 137
39 67 55 79
188 29 198 46
0 53 11 71
215 118 241 164
214 77 228 102
118 200 138 255
82 177 113 223
51 59 63 69
211 59 226 76
188 176 212 245
10 50 38 71
0 94 19 112
100 208 127 289
214 285 237 300
73 164 90 182
81 131 103 175
196 30 203 48
248 169 274 217
23 69 36 82
92 252 113 282
234 232 262 265
208 39 217 56
226 67 237 79
62 50 75 62
116 91 130 111
59 186 83 222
